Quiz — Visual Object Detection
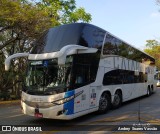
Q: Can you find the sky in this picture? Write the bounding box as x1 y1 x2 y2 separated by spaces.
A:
76 0 160 50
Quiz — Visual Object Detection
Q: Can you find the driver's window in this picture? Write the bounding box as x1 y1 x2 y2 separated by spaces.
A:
74 64 90 88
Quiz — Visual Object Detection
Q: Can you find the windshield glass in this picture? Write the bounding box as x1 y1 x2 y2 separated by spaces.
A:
31 23 105 54
25 56 73 95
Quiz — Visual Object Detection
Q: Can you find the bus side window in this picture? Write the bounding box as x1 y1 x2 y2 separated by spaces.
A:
103 69 122 85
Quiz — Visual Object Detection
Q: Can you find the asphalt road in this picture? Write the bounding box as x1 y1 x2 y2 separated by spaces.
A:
0 88 160 134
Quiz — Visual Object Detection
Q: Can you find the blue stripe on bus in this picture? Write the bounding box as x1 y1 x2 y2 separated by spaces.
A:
64 90 75 115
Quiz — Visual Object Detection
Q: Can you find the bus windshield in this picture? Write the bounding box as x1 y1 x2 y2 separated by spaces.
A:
24 53 100 95
25 57 72 95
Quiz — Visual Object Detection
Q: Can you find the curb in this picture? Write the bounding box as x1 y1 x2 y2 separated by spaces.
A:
0 100 20 105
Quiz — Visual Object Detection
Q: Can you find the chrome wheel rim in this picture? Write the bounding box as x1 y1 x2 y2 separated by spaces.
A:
99 95 108 111
113 94 120 106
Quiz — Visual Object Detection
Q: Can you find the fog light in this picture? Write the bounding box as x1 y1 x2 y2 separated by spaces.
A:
57 109 67 116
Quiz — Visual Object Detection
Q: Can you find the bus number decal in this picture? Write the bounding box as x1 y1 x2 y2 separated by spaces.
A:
90 88 96 106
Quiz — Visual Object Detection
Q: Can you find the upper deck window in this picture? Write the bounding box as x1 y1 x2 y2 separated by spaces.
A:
31 24 83 54
103 33 155 64
31 23 105 54
79 26 105 50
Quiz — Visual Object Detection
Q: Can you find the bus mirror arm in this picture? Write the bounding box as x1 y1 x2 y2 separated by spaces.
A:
5 53 29 71
57 45 87 65
57 45 98 65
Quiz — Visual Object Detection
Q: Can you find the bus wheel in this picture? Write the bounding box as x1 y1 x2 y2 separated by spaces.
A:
147 88 151 96
112 91 122 109
98 93 111 114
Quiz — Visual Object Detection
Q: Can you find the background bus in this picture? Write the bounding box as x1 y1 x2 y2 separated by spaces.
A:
155 71 160 86
5 23 156 120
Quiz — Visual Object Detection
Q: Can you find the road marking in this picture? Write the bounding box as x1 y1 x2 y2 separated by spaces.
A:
147 119 160 125
0 110 21 117
47 113 159 132
0 114 24 119
82 112 156 125
111 132 144 134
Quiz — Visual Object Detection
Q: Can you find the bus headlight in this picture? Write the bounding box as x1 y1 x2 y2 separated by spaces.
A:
52 90 83 105
52 95 74 105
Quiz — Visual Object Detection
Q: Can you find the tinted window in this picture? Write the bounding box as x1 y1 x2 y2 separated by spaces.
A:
79 25 105 50
117 42 130 58
71 53 100 88
31 23 105 54
103 69 147 85
103 33 155 64
31 24 83 54
103 70 122 85
103 34 121 55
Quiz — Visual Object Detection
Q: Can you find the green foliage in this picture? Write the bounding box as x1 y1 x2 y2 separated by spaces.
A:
37 0 91 24
144 40 160 70
0 0 91 99
68 7 92 23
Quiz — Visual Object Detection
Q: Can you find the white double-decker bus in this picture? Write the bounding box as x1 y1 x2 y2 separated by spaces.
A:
5 23 156 120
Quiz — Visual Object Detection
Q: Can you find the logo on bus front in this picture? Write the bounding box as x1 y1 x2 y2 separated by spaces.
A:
32 98 43 102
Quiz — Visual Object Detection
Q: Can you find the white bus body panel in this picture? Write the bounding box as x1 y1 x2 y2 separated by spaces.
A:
98 56 156 103
20 55 156 120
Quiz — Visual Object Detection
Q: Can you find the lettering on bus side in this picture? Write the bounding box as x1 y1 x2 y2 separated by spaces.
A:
103 57 114 68
121 58 126 70
90 88 96 107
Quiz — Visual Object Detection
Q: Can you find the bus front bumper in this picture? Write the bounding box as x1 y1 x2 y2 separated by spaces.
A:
21 101 74 120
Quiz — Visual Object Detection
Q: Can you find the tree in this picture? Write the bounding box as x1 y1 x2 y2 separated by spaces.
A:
0 0 52 98
36 0 91 24
144 40 160 70
0 0 91 99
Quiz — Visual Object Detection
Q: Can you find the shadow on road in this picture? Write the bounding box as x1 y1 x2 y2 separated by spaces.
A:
22 92 159 131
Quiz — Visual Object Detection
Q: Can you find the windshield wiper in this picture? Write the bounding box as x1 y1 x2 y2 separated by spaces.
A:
26 89 44 95
44 85 68 95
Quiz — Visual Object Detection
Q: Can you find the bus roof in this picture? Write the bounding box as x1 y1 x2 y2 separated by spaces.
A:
31 23 155 62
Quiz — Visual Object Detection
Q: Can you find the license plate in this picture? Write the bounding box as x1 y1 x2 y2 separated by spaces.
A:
35 113 43 118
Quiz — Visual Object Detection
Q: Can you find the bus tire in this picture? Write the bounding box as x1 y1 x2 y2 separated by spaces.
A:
98 93 111 114
112 91 122 109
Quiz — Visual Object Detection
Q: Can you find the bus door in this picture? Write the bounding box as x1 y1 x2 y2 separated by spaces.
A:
74 85 90 114
73 64 90 113
89 66 105 109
